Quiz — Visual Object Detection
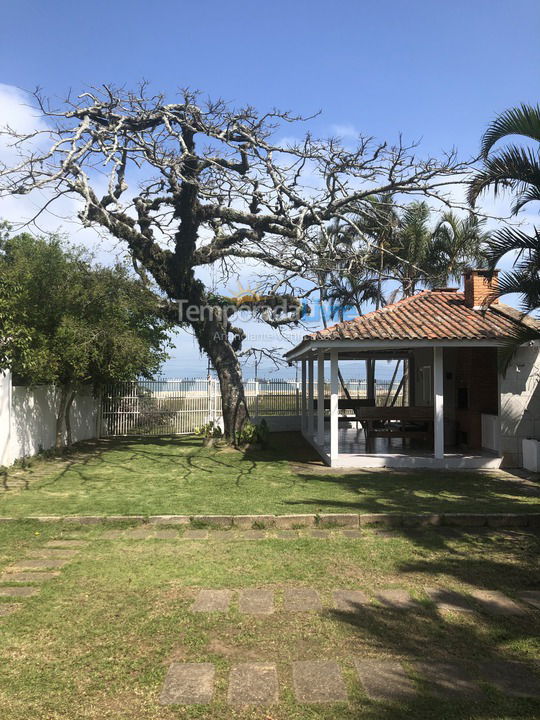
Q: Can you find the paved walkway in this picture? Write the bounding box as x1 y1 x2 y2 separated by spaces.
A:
159 583 540 706
188 585 536 616
0 539 88 617
160 656 540 706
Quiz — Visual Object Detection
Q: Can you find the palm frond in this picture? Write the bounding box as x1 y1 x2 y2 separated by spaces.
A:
481 104 540 158
483 226 540 268
468 145 540 208
513 184 540 213
496 270 540 313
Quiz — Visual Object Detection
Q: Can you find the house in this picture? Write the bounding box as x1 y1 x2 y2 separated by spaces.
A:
284 270 540 469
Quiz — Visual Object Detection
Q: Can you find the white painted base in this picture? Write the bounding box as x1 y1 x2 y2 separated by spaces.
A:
522 438 540 472
305 431 502 470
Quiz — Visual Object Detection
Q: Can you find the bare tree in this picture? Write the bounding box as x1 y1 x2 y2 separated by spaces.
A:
0 85 468 441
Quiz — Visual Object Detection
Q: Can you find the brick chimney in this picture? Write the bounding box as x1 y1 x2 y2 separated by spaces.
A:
463 269 499 309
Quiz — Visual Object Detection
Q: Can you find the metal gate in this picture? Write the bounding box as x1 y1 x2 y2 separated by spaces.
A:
99 379 221 437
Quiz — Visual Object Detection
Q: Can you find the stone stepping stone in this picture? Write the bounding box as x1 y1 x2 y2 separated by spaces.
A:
415 661 483 700
425 587 474 613
309 529 331 539
26 549 78 558
469 589 527 616
126 528 155 539
208 531 235 541
239 589 274 615
0 604 20 617
9 558 70 571
354 659 416 702
374 589 417 610
182 529 208 540
228 663 279 706
292 660 347 703
159 662 215 705
191 589 232 613
0 571 60 583
275 530 298 539
0 586 39 598
101 530 125 540
341 530 362 539
44 540 86 548
333 590 369 613
153 530 178 540
519 591 540 610
242 530 266 540
283 588 322 612
481 660 540 698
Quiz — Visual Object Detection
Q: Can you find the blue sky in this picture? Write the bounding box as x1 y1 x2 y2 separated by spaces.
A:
1 0 538 378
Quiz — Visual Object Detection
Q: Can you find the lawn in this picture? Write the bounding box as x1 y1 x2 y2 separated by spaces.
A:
0 520 539 719
1 433 539 518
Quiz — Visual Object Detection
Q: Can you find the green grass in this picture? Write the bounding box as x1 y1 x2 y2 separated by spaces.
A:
1 433 539 518
0 521 539 719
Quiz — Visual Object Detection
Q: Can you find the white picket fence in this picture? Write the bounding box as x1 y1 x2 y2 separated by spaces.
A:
99 377 403 437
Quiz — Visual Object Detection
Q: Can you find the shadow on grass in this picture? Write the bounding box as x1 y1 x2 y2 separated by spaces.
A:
327 532 540 719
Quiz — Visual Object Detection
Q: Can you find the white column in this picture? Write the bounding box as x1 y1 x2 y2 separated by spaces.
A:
330 350 339 459
433 346 444 459
301 359 307 434
307 357 314 436
317 350 325 446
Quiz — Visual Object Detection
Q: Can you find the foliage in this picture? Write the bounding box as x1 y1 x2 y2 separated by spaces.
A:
469 104 540 316
317 198 488 312
0 229 174 446
0 230 172 386
236 418 269 447
193 421 223 439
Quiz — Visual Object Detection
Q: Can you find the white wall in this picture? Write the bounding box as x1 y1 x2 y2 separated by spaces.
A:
0 371 98 466
500 344 540 467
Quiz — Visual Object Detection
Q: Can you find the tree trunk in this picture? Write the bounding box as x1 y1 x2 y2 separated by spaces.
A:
64 387 76 447
55 385 71 450
193 314 249 444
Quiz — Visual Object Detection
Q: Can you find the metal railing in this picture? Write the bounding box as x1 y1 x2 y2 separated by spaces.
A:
99 377 404 436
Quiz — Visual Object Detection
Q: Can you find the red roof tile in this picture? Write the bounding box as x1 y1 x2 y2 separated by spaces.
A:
302 289 536 343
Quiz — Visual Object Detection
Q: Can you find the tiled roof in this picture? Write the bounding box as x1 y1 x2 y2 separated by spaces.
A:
303 289 537 343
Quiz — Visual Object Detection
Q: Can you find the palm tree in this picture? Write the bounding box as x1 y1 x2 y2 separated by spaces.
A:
394 201 432 296
468 103 540 363
427 211 489 287
468 104 540 312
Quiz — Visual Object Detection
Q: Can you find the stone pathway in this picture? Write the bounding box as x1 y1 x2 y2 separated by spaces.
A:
520 591 540 610
374 589 417 610
354 659 416 702
469 589 527 616
158 656 540 706
160 663 215 704
292 660 348 703
332 589 369 612
98 526 375 541
283 587 322 612
481 660 540 698
425 587 475 613
184 585 539 617
238 589 274 615
0 538 87 618
413 661 483 700
228 663 279 706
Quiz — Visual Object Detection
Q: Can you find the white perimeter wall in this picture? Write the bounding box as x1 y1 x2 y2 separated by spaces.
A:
500 345 540 467
0 371 98 467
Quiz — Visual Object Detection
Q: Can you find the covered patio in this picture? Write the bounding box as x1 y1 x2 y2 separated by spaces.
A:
284 271 538 469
